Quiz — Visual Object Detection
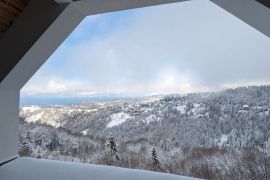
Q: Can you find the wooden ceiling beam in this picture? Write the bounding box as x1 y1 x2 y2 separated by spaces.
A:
0 1 20 15
0 0 30 38
0 7 17 21
0 22 8 31
0 16 10 26
0 0 25 11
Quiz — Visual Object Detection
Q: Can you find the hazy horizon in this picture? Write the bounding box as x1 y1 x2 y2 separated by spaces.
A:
20 84 270 105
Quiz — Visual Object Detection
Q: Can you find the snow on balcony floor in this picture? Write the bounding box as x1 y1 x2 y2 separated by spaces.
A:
0 157 198 180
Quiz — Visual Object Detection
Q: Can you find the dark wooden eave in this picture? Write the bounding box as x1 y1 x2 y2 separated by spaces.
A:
0 0 30 38
0 0 68 83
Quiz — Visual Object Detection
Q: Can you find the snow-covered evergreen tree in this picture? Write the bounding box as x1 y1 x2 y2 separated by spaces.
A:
19 132 33 157
104 135 120 164
32 145 42 159
151 147 160 169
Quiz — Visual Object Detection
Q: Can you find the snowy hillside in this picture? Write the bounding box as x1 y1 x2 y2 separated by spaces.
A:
19 85 270 179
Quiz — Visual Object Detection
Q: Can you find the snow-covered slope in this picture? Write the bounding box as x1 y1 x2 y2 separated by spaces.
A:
107 112 131 128
0 157 199 180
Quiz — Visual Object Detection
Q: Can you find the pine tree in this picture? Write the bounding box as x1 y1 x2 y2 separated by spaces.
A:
18 132 33 157
151 147 160 170
104 135 120 165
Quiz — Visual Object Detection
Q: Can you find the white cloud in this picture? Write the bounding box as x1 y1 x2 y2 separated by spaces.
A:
22 76 97 97
21 0 270 98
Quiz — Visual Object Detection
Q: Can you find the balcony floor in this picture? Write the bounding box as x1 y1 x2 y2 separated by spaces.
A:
0 157 198 180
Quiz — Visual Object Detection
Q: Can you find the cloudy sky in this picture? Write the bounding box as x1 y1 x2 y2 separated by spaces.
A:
21 0 270 103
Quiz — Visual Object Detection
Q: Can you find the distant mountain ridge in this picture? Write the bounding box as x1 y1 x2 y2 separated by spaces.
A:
20 93 169 105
